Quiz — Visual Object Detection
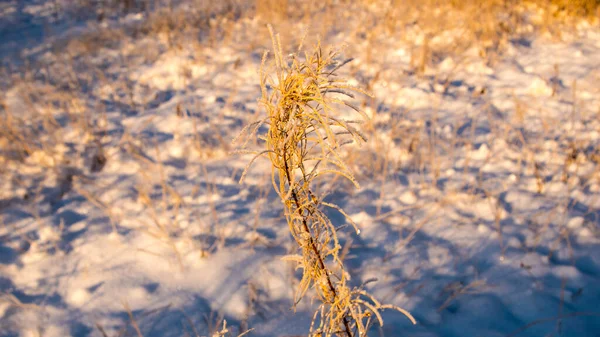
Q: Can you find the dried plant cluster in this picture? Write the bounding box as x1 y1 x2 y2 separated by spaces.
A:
235 27 416 336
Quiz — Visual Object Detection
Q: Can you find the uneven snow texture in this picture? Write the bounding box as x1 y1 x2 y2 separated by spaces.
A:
1 1 600 337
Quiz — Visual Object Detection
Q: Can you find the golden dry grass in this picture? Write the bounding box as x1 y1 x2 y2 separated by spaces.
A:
235 26 416 336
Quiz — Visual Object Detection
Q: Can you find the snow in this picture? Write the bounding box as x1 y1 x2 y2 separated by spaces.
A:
1 1 600 337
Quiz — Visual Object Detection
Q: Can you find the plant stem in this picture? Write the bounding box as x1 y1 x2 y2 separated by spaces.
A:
282 143 353 337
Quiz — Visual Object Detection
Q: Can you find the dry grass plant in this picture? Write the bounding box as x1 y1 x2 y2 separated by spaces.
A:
234 26 416 336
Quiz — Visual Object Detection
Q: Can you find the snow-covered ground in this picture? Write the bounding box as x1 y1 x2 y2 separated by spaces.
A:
1 1 599 337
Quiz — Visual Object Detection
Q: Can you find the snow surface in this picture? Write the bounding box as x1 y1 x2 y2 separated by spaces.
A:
1 1 600 337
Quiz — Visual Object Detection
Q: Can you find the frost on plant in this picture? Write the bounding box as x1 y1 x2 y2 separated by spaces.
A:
234 26 416 337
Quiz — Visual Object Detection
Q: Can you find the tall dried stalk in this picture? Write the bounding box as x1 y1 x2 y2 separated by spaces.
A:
235 26 415 337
